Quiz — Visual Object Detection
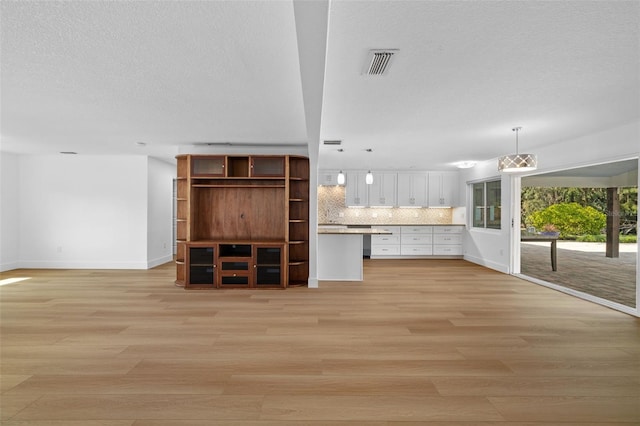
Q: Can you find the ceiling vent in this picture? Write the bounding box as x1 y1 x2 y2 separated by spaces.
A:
323 140 342 146
363 49 399 76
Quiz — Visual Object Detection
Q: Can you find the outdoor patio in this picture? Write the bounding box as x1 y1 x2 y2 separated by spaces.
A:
520 241 637 308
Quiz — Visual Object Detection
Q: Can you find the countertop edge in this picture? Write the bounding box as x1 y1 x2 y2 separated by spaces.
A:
318 223 465 227
317 228 393 235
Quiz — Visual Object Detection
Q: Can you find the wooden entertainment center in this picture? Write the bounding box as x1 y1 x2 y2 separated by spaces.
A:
175 154 309 289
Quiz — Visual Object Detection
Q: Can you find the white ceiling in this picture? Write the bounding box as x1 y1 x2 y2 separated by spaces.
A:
1 0 638 171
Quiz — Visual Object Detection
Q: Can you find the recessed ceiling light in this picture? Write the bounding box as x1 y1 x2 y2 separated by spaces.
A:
59 151 77 155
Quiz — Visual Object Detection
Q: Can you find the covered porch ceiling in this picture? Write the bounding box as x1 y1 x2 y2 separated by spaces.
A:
522 158 639 188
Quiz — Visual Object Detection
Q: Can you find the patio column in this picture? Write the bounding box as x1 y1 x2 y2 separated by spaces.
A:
606 187 619 258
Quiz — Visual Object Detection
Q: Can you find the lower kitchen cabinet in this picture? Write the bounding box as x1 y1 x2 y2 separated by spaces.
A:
371 226 401 256
371 225 463 259
433 226 463 255
400 226 433 255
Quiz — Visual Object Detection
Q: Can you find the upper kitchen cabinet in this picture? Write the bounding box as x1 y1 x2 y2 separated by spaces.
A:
369 172 397 207
345 171 369 207
428 172 458 207
397 173 428 207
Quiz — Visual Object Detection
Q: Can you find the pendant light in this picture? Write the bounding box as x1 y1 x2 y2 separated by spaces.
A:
365 171 373 184
498 127 537 172
337 170 345 185
365 148 373 184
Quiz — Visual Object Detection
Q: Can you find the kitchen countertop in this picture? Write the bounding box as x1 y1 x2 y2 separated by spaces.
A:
318 223 465 227
317 228 392 235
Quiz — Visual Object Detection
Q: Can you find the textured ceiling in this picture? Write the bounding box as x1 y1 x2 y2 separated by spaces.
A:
320 0 640 170
1 1 308 159
1 1 638 171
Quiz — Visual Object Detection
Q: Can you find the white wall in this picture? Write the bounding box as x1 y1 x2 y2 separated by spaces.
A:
147 157 175 268
17 155 149 269
0 152 20 271
460 120 640 275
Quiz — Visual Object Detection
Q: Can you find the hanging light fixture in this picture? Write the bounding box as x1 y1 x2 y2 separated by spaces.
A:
498 127 537 172
365 149 374 184
365 170 373 184
337 170 345 185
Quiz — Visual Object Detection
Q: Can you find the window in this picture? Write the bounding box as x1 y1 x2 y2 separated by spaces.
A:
472 180 501 229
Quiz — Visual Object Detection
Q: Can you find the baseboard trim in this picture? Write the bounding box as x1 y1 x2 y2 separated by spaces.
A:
147 255 173 269
0 261 20 272
15 260 149 270
463 254 509 274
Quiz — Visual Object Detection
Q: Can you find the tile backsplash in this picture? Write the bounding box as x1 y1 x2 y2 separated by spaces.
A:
318 186 454 225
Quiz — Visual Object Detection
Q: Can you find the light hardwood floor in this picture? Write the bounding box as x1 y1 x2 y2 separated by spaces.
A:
1 259 639 425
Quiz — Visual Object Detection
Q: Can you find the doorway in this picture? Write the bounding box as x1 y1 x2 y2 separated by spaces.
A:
516 159 638 313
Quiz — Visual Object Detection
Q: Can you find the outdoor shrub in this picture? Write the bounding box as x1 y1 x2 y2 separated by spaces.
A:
574 234 636 243
528 203 606 237
620 235 637 243
576 234 605 242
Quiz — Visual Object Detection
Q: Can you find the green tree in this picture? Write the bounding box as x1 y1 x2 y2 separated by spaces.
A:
528 203 606 237
521 186 636 233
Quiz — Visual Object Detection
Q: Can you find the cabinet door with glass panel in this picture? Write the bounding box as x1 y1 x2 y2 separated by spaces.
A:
254 245 284 288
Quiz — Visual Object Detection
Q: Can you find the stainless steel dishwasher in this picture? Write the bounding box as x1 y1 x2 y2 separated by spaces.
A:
347 225 371 258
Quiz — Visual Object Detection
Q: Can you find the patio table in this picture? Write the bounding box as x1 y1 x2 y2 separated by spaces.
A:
521 233 558 271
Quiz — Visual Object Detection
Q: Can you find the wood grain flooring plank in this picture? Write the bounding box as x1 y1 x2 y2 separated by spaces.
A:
3 374 227 395
0 334 70 346
2 420 135 426
116 343 292 361
0 358 140 375
223 374 439 396
488 396 640 422
2 421 134 426
1 345 127 359
431 376 640 397
456 345 636 361
132 422 389 426
11 395 263 421
260 395 504 421
0 394 42 421
503 359 640 376
0 374 32 392
321 359 514 377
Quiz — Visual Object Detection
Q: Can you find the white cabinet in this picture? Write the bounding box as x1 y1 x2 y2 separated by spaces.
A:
397 173 427 207
371 226 401 256
400 226 433 256
372 225 463 258
345 171 369 207
369 172 397 207
433 226 463 255
428 172 458 207
318 170 342 186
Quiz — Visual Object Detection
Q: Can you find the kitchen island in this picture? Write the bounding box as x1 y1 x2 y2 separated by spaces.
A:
317 227 391 281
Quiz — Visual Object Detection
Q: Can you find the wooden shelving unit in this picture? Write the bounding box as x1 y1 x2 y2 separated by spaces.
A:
287 156 310 287
175 154 309 289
